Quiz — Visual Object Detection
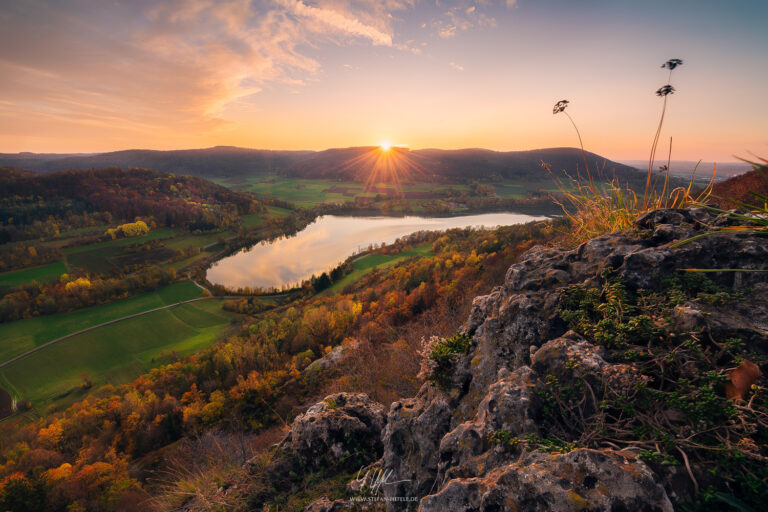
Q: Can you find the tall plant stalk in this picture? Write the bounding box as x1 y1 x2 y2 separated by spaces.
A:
645 58 683 208
553 100 592 184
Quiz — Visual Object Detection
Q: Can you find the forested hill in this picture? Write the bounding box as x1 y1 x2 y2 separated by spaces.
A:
284 146 639 183
0 146 643 184
0 167 263 240
0 147 312 178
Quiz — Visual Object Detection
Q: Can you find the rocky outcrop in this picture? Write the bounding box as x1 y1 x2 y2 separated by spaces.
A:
278 393 386 473
376 209 768 510
420 449 673 512
285 209 768 511
247 393 386 510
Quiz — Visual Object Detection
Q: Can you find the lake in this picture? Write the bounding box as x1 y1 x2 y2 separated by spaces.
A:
206 212 549 290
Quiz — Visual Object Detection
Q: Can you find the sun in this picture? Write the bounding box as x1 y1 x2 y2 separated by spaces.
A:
379 140 391 151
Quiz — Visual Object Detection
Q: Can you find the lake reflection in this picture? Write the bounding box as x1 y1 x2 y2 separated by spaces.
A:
206 213 548 290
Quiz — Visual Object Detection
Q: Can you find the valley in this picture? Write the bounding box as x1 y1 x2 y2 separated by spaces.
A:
0 162 558 423
2 1 765 508
0 154 762 511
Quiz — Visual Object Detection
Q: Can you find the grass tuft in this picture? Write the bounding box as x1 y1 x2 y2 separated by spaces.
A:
550 58 715 244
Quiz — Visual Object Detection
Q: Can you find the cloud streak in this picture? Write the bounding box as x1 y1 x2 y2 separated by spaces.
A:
0 0 409 148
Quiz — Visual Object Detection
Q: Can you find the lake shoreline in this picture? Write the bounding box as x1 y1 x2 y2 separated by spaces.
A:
206 212 552 291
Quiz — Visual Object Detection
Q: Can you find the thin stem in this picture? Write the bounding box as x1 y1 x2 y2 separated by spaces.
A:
661 136 672 206
564 111 592 184
646 94 668 209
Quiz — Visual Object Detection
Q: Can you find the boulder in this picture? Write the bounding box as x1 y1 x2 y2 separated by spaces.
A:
279 393 386 472
420 449 674 512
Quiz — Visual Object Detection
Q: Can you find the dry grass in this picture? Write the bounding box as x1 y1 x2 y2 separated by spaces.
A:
146 427 287 512
555 172 713 245
550 58 717 244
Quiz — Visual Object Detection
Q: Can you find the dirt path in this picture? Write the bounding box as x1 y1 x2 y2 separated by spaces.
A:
0 387 11 419
187 273 210 293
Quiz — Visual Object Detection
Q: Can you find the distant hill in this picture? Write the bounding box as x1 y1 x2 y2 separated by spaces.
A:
0 167 262 235
0 147 313 178
0 145 647 186
0 166 35 182
283 146 649 189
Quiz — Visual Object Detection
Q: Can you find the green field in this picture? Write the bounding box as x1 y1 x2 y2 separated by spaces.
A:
218 176 471 208
63 228 177 272
241 206 292 228
323 244 434 295
0 262 68 290
164 231 232 251
0 281 204 365
214 175 568 209
0 205 306 416
0 282 234 408
55 208 292 274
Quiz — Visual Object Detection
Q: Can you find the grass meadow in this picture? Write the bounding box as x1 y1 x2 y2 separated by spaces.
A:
0 282 234 412
0 261 68 290
322 244 434 296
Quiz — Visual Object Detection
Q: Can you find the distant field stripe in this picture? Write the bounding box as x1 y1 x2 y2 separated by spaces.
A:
0 296 211 370
322 244 434 295
62 228 176 255
0 281 204 364
0 262 67 289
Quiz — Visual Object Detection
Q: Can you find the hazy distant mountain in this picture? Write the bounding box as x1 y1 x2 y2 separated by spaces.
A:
619 160 753 181
0 145 643 185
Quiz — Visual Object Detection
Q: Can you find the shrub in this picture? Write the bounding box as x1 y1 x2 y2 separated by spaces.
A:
418 332 473 387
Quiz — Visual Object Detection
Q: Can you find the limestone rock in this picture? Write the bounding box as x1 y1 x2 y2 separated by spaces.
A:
381 385 454 503
292 209 768 511
420 449 674 512
279 393 386 472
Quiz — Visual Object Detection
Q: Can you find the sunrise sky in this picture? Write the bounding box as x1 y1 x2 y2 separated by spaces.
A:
1 0 766 161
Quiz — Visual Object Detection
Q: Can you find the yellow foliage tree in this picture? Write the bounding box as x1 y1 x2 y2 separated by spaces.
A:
65 277 92 294
37 421 64 449
105 220 150 239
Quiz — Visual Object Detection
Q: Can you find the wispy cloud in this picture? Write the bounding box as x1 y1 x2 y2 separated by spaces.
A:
0 0 411 145
283 0 393 46
432 2 497 39
450 61 464 71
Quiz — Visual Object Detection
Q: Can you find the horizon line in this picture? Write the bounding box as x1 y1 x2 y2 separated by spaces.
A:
0 145 749 164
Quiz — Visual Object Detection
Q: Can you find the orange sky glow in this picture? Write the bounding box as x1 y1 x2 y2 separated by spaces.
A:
1 0 766 161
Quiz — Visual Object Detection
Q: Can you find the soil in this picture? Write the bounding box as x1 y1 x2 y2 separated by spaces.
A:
0 387 12 419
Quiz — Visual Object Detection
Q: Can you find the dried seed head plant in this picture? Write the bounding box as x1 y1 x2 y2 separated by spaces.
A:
548 58 713 244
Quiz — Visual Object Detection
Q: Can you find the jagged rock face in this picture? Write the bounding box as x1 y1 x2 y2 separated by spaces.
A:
381 385 454 503
378 209 768 510
279 392 386 473
420 449 673 512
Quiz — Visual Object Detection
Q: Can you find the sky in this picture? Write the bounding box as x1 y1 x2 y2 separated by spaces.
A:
0 0 766 161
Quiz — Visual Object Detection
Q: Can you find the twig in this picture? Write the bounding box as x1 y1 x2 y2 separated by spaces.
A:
676 446 699 494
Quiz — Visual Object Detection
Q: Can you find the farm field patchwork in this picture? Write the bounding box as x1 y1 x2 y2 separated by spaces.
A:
0 280 204 365
217 176 473 208
0 285 233 410
62 228 177 273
